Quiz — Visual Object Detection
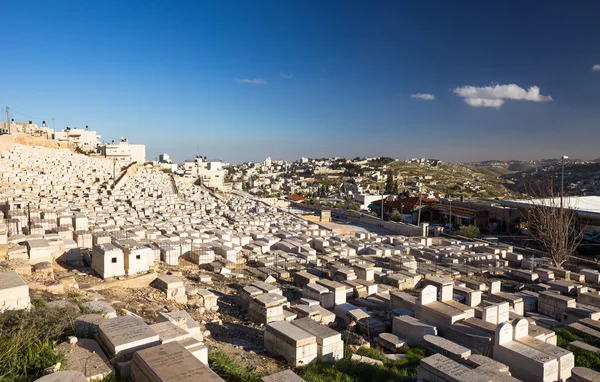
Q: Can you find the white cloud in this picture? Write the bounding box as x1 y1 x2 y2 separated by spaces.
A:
464 98 505 109
280 72 294 78
235 78 268 85
593 64 600 72
453 84 552 108
411 93 435 100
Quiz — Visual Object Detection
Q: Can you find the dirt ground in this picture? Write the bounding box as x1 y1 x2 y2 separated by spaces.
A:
22 259 296 376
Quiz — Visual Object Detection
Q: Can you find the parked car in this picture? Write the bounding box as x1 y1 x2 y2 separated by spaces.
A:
443 224 460 234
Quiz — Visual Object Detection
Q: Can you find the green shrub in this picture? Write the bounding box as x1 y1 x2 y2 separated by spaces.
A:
300 346 423 382
457 225 480 239
572 348 600 370
208 352 262 382
0 306 80 380
554 328 578 348
389 209 402 222
355 347 386 362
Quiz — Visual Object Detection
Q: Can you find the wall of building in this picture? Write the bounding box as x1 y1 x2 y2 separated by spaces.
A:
100 142 146 163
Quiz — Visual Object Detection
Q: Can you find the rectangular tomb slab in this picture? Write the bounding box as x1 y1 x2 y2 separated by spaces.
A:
254 293 288 308
98 316 160 358
266 321 316 347
0 269 30 311
150 321 192 343
423 334 471 362
56 338 114 380
131 342 224 382
290 318 341 346
261 369 306 382
418 353 490 382
0 270 29 297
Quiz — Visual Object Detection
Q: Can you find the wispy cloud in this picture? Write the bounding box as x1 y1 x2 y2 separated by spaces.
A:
593 64 600 72
411 93 435 101
453 84 552 109
280 72 294 78
235 78 268 85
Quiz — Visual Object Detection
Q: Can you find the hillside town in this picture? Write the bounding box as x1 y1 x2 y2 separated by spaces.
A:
0 122 600 382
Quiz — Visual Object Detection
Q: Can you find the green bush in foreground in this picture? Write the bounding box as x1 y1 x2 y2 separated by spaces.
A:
572 348 600 371
554 328 578 349
301 346 426 382
208 352 263 382
0 306 80 381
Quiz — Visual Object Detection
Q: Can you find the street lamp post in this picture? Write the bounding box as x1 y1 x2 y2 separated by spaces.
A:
561 155 568 209
449 198 452 228
380 187 384 220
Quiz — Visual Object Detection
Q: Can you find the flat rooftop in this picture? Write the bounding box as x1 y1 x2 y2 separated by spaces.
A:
501 196 600 218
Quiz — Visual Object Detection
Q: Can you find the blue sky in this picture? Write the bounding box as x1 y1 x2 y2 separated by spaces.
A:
3 1 600 163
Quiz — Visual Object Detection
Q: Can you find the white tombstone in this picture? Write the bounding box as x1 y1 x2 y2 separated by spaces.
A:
482 305 498 325
489 281 501 294
495 322 513 346
513 317 529 340
497 301 510 323
419 285 437 305
440 284 453 302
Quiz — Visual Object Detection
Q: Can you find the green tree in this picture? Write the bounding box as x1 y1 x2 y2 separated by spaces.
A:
457 225 480 239
389 209 402 222
348 202 360 211
384 171 394 194
392 180 399 194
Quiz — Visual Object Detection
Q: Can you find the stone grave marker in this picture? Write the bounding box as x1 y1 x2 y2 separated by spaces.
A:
495 322 513 346
420 285 437 305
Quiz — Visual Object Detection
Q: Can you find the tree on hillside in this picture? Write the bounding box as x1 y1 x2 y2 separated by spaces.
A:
526 178 584 267
384 171 394 194
392 180 399 194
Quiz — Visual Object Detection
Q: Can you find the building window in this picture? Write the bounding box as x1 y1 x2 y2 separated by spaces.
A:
111 257 117 263
136 254 141 260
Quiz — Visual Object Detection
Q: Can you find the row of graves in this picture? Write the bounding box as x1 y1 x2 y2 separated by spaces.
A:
233 232 600 382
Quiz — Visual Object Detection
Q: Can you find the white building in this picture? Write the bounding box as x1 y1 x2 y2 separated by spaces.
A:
54 126 100 150
98 138 146 163
113 239 151 275
91 243 125 279
159 153 171 163
182 155 226 189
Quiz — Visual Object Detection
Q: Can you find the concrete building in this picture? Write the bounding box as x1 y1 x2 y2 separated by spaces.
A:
113 239 151 275
92 243 125 279
502 196 600 241
159 153 171 163
54 126 100 149
98 138 146 163
182 155 225 189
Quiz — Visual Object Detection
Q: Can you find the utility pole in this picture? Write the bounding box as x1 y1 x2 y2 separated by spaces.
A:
400 202 403 223
380 188 384 220
417 195 423 226
561 155 568 209
5 106 10 134
449 198 453 228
